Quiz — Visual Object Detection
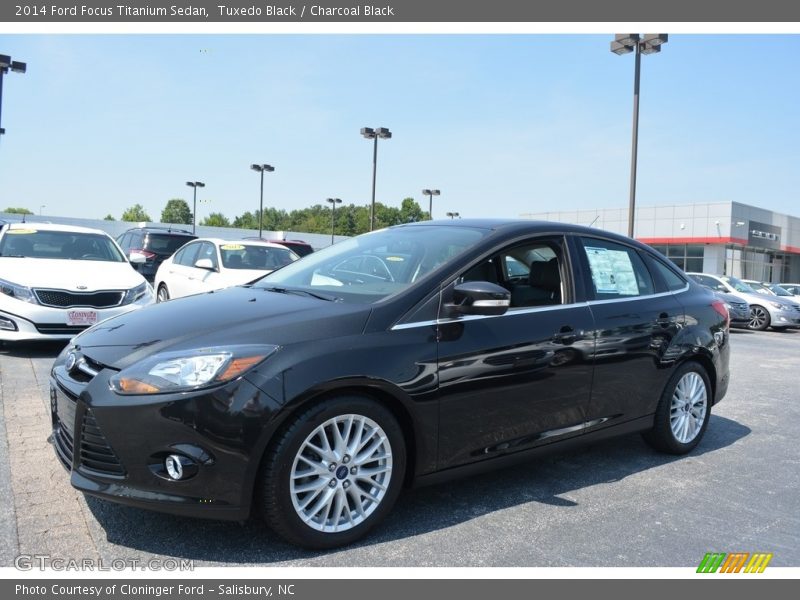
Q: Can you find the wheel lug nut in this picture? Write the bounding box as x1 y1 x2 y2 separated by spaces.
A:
342 481 350 489
342 455 351 464
329 479 337 488
350 466 357 475
328 463 337 472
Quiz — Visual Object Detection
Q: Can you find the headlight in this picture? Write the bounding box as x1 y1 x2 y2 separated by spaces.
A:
0 277 38 304
109 344 278 395
768 301 784 310
121 281 150 305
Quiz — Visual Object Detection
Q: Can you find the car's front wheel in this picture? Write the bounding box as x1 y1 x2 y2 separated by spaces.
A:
748 305 770 330
259 396 406 549
156 284 170 303
642 361 711 454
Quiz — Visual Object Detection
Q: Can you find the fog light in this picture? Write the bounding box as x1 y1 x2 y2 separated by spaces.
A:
0 316 17 331
164 454 198 480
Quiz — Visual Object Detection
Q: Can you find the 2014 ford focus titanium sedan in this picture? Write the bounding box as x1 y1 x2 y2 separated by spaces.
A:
50 221 730 548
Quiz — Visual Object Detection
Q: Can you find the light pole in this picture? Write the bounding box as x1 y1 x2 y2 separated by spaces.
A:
326 198 342 245
250 163 275 239
0 54 27 140
39 204 45 215
446 211 460 220
422 189 440 220
610 33 668 238
185 181 205 234
361 127 392 231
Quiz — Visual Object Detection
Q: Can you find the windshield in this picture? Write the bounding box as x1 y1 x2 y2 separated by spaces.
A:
253 225 489 303
220 243 298 270
0 229 126 262
721 276 756 294
745 281 773 295
768 284 793 297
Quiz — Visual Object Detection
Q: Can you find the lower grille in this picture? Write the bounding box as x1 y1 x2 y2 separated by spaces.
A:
52 386 78 470
34 289 123 309
35 324 90 335
79 410 126 477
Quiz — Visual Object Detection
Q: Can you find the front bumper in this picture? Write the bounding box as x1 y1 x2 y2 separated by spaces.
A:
50 355 282 521
767 306 800 328
1 295 153 342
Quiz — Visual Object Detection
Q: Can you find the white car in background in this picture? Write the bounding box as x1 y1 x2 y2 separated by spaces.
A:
0 222 154 342
154 238 299 301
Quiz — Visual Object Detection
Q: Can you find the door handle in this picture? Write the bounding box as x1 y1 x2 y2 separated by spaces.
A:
552 326 578 345
656 312 673 328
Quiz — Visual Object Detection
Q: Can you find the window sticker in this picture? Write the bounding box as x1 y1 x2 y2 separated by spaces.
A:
584 246 639 296
221 244 245 250
7 229 37 234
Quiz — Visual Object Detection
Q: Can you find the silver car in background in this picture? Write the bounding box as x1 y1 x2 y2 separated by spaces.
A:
687 273 800 331
778 283 800 296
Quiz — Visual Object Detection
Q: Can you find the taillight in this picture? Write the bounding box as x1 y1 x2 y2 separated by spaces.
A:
711 299 730 329
131 248 156 260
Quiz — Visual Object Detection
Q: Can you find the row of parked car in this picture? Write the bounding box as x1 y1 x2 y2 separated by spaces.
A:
0 220 314 341
686 272 800 331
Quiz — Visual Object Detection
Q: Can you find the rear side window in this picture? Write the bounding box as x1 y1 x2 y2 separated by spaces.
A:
579 237 654 300
644 254 687 292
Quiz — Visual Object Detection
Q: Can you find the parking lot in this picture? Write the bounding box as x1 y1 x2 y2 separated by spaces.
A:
1 328 798 568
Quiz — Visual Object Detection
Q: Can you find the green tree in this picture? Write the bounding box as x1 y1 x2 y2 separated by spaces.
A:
103 214 116 221
201 212 230 227
399 197 426 224
160 198 192 225
121 204 151 222
3 207 33 215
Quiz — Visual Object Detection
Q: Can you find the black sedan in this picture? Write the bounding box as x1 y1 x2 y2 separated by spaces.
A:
50 220 730 548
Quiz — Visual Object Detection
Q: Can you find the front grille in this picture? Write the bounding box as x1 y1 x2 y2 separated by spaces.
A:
79 410 126 477
52 385 78 470
34 289 124 308
35 324 90 335
730 301 749 311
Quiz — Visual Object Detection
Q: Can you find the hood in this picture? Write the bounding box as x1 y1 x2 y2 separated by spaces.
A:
739 291 798 308
73 286 371 369
0 258 144 291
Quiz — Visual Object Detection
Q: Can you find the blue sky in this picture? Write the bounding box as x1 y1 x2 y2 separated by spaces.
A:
0 34 798 221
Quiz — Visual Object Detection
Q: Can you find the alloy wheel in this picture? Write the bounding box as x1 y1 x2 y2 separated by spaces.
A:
289 414 393 533
669 372 707 444
748 306 768 330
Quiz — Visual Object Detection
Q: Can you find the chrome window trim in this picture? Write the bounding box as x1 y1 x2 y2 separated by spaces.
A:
390 283 690 331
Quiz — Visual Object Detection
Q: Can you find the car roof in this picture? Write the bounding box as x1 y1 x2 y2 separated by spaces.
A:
126 226 195 235
3 221 112 236
191 237 297 250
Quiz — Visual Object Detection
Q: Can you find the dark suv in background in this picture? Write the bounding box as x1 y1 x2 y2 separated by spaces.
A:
243 237 314 257
117 227 196 282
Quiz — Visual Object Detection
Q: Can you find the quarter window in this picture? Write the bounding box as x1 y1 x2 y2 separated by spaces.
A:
579 237 654 299
645 255 687 292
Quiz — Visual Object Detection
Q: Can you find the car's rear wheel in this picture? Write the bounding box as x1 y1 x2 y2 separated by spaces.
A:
259 396 406 549
748 305 770 330
642 361 711 454
156 284 170 303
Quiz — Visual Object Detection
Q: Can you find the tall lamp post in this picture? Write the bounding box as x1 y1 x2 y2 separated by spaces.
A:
250 164 275 239
361 127 392 231
422 189 440 220
39 205 45 215
610 33 668 238
446 211 460 220
185 181 205 234
326 197 342 245
0 54 27 140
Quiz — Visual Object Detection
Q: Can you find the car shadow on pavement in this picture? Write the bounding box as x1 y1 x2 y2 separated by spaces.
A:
0 340 68 358
84 413 750 564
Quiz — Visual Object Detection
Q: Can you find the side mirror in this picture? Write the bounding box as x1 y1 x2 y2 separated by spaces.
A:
446 281 511 317
194 258 216 271
128 251 147 265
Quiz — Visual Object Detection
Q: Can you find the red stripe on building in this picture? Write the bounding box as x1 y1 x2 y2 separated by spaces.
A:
636 237 748 245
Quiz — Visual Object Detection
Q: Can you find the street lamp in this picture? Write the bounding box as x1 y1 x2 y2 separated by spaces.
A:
326 198 342 245
0 54 27 139
610 33 668 238
422 189 440 220
185 181 205 234
446 211 460 220
39 205 45 215
250 164 275 239
361 127 392 231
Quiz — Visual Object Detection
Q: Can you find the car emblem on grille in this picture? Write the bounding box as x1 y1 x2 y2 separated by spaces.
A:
76 285 88 290
65 352 78 372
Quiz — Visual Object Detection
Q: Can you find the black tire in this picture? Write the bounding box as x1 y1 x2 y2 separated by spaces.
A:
156 284 170 303
258 396 406 549
748 305 770 331
642 361 711 455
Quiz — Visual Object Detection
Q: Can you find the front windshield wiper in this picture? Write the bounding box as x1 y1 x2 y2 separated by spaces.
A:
260 286 340 302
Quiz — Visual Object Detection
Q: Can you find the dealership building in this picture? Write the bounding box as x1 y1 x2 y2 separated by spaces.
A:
521 201 800 283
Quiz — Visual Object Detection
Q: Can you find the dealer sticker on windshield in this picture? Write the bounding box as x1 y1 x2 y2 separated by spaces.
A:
67 310 98 326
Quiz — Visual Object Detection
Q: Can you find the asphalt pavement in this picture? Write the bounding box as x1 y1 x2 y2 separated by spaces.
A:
0 328 798 567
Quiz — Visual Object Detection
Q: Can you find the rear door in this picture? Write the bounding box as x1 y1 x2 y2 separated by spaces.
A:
575 236 685 430
436 234 596 469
